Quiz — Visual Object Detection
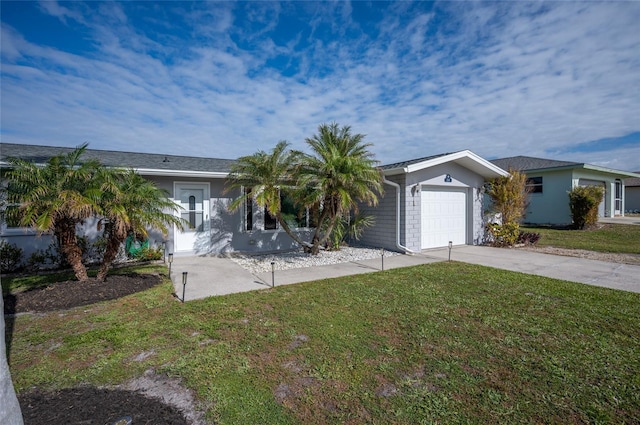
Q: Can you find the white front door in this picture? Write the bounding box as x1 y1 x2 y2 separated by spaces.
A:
421 187 467 249
174 183 210 253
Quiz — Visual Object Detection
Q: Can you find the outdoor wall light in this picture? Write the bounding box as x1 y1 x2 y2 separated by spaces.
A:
182 272 188 303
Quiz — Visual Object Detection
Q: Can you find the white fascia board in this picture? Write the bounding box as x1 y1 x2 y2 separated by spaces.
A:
581 164 640 179
404 150 509 178
135 168 229 178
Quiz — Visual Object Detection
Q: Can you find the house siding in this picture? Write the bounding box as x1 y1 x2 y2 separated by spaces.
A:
359 162 490 252
522 170 573 225
357 174 404 251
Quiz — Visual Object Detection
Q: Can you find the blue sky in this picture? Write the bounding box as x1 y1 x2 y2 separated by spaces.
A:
1 1 639 171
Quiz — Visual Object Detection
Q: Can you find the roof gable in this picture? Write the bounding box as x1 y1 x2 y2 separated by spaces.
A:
383 150 508 179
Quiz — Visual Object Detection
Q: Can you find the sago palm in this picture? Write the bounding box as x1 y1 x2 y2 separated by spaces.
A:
4 144 100 281
95 168 185 281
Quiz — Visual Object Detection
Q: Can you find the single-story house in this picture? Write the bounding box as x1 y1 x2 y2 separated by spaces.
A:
490 156 640 225
1 143 507 257
625 174 640 213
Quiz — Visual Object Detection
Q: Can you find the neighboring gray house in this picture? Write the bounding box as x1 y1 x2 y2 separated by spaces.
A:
625 174 640 213
490 156 640 225
1 143 507 257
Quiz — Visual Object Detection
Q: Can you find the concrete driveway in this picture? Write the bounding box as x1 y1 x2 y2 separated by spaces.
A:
170 245 640 301
425 245 640 293
599 216 640 225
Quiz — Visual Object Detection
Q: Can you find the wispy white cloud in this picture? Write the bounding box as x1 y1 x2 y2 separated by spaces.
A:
1 1 639 171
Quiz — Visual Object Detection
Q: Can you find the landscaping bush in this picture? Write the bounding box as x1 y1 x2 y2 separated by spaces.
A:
569 185 604 229
485 169 530 247
486 222 520 247
0 240 23 273
132 246 163 261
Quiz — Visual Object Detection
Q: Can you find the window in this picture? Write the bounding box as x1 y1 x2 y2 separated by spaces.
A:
261 193 311 231
526 176 543 193
244 188 253 231
280 194 308 228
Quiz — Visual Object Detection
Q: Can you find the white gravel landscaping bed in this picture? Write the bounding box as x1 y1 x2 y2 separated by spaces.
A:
230 246 400 274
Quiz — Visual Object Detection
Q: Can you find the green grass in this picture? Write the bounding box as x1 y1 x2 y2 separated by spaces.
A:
7 263 640 424
521 223 640 254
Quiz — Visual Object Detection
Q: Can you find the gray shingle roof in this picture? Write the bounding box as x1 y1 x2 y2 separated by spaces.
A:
489 156 580 171
625 174 640 187
381 152 454 170
0 143 236 174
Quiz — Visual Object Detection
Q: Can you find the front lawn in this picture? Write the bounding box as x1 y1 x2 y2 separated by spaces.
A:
7 263 640 424
521 223 640 254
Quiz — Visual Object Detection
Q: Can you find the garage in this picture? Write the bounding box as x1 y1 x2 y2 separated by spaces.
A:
421 187 467 249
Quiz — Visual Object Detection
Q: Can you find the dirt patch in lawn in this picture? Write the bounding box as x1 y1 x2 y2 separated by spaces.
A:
5 274 210 424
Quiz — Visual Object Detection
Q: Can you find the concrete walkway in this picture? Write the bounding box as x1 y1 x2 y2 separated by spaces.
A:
170 246 640 301
599 216 640 225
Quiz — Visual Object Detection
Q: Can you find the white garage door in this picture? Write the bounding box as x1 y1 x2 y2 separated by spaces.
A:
421 188 467 249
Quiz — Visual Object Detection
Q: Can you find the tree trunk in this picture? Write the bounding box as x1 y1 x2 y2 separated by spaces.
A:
0 296 24 425
57 225 89 281
96 235 123 282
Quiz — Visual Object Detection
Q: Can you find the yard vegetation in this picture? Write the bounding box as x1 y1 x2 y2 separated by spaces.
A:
521 223 640 254
5 262 639 424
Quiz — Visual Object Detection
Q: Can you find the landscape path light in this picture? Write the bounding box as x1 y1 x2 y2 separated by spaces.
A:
271 261 275 288
182 272 188 303
168 253 174 275
448 241 453 262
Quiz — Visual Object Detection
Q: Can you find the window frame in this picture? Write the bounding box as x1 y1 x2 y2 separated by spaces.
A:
526 176 543 194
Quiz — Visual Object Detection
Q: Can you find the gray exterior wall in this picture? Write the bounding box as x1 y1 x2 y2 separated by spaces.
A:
626 187 640 212
147 175 313 256
359 162 488 251
358 174 405 252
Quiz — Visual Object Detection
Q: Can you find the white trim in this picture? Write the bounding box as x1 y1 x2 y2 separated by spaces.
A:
137 168 228 178
384 150 509 179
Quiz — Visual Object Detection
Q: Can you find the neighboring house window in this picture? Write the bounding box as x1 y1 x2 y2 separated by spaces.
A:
526 177 543 193
244 188 253 232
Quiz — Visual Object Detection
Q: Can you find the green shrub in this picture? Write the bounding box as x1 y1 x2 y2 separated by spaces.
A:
0 240 23 273
486 222 520 247
568 186 604 229
132 246 163 261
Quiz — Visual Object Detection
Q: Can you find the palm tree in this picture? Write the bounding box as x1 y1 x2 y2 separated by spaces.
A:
5 144 100 281
298 123 384 254
225 141 310 249
95 169 185 282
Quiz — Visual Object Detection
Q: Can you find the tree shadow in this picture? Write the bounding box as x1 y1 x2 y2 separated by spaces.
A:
2 294 16 365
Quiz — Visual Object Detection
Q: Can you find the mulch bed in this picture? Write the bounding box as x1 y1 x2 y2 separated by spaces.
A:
4 273 195 424
3 273 162 315
18 386 189 425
